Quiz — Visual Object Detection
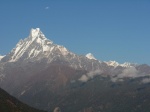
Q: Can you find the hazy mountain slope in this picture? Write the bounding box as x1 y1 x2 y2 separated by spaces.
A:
66 77 150 112
16 75 150 112
0 88 46 112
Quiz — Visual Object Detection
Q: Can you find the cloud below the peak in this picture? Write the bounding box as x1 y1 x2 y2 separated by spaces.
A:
111 67 150 83
79 70 103 82
117 67 138 78
141 78 150 83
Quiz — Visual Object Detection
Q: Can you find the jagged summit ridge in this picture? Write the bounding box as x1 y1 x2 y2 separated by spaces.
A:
1 28 104 71
29 28 52 43
105 60 135 68
1 28 137 71
29 28 53 44
3 28 69 62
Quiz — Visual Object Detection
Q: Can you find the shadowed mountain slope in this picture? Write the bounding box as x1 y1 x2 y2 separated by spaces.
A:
0 88 46 112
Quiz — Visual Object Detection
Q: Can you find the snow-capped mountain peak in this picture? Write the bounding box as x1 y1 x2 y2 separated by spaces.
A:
30 28 40 38
86 53 96 60
29 28 53 44
2 28 75 63
1 28 105 71
1 28 138 72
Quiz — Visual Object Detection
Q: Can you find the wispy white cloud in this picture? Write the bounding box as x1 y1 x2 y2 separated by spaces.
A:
110 67 150 82
117 67 138 78
111 67 139 82
79 70 103 82
45 6 49 10
79 75 89 82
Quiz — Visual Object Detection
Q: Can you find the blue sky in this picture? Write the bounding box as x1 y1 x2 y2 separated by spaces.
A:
0 0 150 64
